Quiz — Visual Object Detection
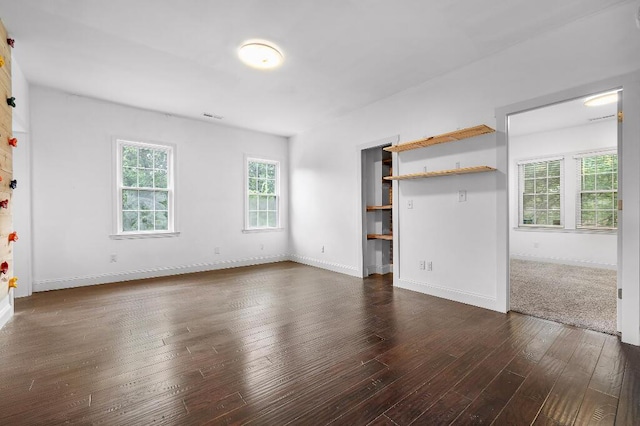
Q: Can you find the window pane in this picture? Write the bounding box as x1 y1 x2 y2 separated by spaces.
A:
547 177 560 193
534 162 547 177
139 169 154 187
258 211 268 227
548 210 561 226
581 193 596 210
596 174 613 190
523 164 534 179
582 157 597 174
155 191 168 210
248 161 258 178
249 195 258 210
139 148 154 168
268 211 277 227
154 170 167 188
122 190 138 210
597 156 614 173
548 161 560 177
535 178 547 193
267 196 276 210
523 179 534 194
548 194 560 210
249 212 258 227
139 191 154 210
523 210 534 224
535 211 548 225
597 211 615 228
535 195 547 210
582 211 596 227
122 211 138 231
139 211 154 230
258 163 266 178
582 174 595 191
266 179 275 195
155 211 168 230
522 195 535 209
259 196 268 210
122 146 138 167
154 151 167 170
248 177 257 193
123 167 138 187
597 193 614 210
266 164 276 179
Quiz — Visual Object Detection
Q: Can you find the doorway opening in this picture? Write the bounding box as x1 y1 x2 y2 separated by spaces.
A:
361 144 393 277
507 89 620 334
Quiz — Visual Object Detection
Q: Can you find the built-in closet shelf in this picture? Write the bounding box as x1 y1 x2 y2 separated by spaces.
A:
382 177 393 184
382 158 392 165
384 165 496 181
384 124 495 153
367 233 393 241
366 205 392 211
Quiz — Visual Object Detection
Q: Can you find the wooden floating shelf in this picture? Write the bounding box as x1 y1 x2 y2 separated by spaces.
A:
382 158 392 164
367 233 393 241
366 205 392 211
384 124 495 153
384 165 496 181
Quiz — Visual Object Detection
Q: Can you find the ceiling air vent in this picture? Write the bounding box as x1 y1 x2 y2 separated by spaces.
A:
588 114 615 122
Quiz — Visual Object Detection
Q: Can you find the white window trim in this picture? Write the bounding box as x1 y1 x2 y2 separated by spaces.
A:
110 138 179 239
574 148 618 231
517 156 565 229
243 156 283 232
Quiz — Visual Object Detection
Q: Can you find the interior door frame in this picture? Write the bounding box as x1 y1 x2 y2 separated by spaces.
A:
496 71 640 345
356 135 399 278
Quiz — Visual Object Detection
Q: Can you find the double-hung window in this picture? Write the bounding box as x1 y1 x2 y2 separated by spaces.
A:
246 158 279 230
116 139 175 235
519 158 563 227
577 152 618 229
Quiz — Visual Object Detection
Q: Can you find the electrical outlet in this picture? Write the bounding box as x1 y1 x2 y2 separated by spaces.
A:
427 261 433 271
407 199 413 209
321 246 325 253
260 244 264 250
423 166 428 173
214 247 221 254
455 162 460 169
458 190 467 202
110 254 117 263
419 260 426 270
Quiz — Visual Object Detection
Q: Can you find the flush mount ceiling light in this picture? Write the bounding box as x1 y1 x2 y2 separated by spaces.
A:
584 90 620 107
238 40 284 69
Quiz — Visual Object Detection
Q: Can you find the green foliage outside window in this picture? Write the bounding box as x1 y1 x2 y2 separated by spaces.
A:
248 160 278 228
580 154 617 229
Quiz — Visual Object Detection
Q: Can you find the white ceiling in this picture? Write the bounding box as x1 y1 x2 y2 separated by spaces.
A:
509 93 619 137
0 0 630 136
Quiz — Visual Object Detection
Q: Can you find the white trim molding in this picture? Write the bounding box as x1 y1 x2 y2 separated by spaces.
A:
33 254 290 292
396 279 500 312
289 254 361 278
0 294 14 330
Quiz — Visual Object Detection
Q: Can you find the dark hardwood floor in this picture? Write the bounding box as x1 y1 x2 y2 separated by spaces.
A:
0 261 638 425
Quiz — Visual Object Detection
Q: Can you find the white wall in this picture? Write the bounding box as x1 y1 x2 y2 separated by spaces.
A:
509 120 618 268
30 85 289 291
289 3 640 311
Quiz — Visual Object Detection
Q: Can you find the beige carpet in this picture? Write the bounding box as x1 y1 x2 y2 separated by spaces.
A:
510 259 617 335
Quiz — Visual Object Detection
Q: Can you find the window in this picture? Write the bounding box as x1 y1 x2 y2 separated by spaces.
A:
519 158 562 227
577 153 618 229
116 140 174 235
246 158 279 229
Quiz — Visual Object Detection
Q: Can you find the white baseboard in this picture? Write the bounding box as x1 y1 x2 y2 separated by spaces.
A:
289 254 362 278
33 254 290 292
0 293 13 330
510 253 617 270
396 278 498 311
367 264 393 276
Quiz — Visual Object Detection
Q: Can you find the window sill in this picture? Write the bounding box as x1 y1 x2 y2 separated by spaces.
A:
242 227 285 234
110 232 181 240
513 227 616 235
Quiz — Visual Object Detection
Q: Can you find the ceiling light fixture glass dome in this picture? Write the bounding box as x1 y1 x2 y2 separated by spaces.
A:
238 40 284 69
